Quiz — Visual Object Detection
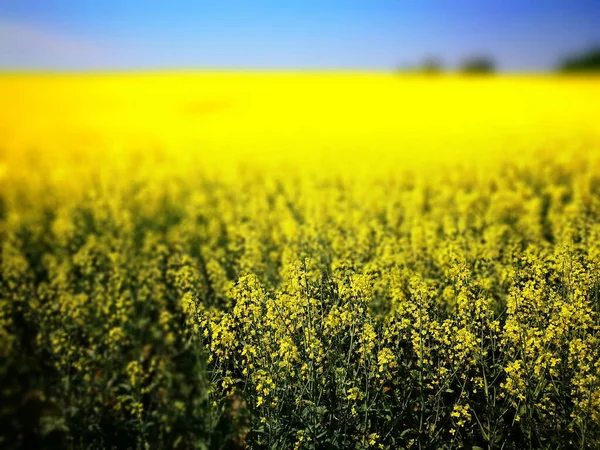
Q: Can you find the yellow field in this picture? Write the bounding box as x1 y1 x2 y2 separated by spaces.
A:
1 73 600 173
2 73 600 448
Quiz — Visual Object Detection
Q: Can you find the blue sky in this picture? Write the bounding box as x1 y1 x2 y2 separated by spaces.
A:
0 1 599 71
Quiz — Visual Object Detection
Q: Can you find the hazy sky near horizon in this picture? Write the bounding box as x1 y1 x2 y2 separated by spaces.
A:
1 1 599 71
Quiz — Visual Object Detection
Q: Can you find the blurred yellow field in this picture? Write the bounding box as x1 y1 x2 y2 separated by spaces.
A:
2 74 600 173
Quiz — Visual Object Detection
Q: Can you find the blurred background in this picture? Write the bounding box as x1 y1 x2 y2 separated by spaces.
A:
1 0 599 73
1 1 600 172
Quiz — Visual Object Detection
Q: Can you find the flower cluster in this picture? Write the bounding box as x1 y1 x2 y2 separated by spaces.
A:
2 131 600 448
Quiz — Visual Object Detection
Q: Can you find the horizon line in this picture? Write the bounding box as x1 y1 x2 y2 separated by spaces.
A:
0 67 570 76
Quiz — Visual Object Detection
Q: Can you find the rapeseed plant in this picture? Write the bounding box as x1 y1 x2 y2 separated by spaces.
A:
1 74 600 448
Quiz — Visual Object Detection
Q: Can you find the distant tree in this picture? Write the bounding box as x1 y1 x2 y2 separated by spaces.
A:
458 56 496 74
557 47 600 72
396 57 443 74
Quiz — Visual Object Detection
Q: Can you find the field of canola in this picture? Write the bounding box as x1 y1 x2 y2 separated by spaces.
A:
2 74 600 449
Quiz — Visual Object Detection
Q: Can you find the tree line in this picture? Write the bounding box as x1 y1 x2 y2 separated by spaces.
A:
398 46 600 74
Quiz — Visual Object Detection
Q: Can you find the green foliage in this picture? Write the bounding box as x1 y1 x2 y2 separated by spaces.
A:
558 47 600 73
459 56 496 74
